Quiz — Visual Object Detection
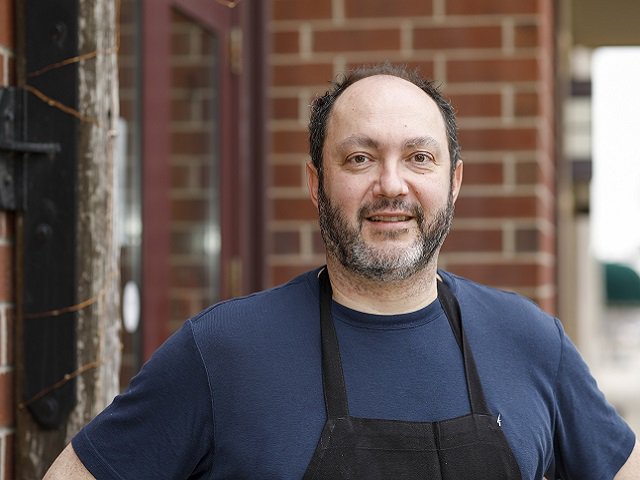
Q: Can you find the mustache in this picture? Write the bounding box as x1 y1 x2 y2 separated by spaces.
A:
357 198 425 224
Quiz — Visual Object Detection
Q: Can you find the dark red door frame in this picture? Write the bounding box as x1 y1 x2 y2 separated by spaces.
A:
141 0 242 358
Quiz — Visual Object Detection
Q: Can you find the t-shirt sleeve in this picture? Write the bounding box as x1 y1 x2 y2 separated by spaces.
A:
551 318 636 479
72 320 214 479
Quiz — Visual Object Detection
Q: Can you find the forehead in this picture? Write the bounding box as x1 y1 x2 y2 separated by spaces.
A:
327 75 448 146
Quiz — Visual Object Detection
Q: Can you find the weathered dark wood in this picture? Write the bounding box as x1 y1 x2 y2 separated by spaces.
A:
15 0 120 477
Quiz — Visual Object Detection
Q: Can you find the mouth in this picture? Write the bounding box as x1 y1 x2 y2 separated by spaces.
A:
367 214 413 223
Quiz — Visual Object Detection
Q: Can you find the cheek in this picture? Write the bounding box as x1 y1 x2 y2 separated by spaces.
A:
411 181 451 210
325 174 371 206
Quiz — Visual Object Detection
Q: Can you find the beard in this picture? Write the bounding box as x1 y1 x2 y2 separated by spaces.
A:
317 176 455 282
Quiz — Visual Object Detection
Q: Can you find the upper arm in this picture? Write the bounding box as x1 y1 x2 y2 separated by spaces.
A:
615 439 640 480
43 443 95 480
69 321 215 478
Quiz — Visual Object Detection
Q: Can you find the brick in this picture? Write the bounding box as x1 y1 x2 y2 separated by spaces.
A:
314 29 401 52
538 262 555 286
414 26 502 50
449 93 501 118
456 195 537 218
0 212 14 238
345 0 433 18
515 161 539 185
171 98 195 122
461 161 504 185
515 227 538 252
272 63 335 87
170 264 210 289
171 131 210 155
443 228 503 252
3 433 13 480
272 0 332 21
119 0 137 25
273 31 300 54
0 371 13 427
171 231 199 256
271 263 320 286
446 0 537 15
272 97 300 120
273 231 301 254
3 307 13 365
169 294 202 323
271 130 308 154
447 263 539 288
447 58 539 83
273 198 318 221
458 127 537 151
171 31 194 56
118 64 136 89
0 0 14 46
170 164 211 192
273 164 305 188
119 100 134 119
514 92 539 116
171 198 210 222
171 65 212 89
402 61 436 80
539 228 555 255
0 245 13 303
200 31 215 56
343 60 437 81
170 165 191 189
118 31 136 57
515 24 539 48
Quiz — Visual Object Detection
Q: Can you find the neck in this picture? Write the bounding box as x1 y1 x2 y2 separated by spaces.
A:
325 257 439 315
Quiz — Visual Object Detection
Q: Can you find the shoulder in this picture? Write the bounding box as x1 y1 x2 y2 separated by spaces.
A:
185 268 323 350
192 268 320 323
438 270 564 372
439 270 550 315
439 270 561 337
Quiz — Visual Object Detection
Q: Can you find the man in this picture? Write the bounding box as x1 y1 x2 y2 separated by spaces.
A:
46 64 638 478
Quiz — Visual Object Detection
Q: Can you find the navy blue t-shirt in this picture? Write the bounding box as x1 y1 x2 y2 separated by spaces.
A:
73 269 635 479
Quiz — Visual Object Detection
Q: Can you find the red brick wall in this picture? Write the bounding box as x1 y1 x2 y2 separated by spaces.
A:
268 0 557 312
0 1 15 478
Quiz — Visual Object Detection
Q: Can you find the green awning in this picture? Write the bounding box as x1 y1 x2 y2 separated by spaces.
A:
604 263 640 306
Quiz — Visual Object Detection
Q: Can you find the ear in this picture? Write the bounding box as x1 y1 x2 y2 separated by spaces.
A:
306 161 320 209
451 160 463 203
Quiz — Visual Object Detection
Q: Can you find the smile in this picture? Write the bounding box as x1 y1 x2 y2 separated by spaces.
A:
367 215 413 222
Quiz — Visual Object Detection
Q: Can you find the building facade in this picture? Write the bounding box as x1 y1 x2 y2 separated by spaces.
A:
0 0 599 477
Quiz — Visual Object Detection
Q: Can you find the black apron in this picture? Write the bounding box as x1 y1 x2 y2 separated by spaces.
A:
303 269 522 479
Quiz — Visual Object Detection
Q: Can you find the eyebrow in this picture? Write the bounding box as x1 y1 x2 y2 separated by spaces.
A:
336 134 379 151
335 134 442 153
403 136 441 151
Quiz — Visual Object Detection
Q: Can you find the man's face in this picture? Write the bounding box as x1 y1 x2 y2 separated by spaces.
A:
308 75 463 282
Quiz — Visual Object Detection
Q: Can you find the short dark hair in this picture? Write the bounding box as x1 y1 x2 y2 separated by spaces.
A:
308 63 461 178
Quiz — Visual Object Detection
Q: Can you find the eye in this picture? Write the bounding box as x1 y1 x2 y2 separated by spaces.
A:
411 152 434 165
346 153 371 167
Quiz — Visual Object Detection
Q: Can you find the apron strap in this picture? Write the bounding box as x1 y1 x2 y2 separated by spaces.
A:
319 268 350 418
437 279 492 416
318 268 494 419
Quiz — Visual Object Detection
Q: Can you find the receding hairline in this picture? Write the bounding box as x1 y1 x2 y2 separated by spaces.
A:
325 76 449 157
331 73 436 107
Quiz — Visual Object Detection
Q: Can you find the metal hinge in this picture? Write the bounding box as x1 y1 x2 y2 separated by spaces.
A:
0 87 61 211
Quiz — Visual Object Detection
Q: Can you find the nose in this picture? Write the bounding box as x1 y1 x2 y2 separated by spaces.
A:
373 162 409 198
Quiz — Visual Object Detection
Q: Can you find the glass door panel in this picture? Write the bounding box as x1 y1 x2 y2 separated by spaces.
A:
168 9 221 332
